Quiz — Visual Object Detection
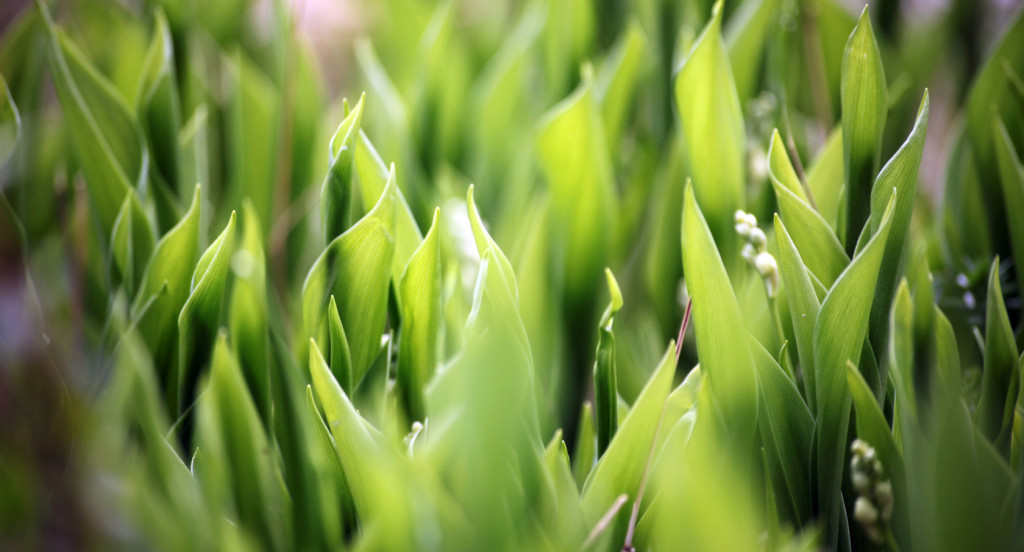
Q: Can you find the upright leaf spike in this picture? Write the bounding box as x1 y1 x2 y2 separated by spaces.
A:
594 268 623 456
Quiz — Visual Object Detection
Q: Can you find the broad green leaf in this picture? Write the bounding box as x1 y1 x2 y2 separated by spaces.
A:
229 201 269 424
536 69 617 304
725 0 782 102
573 401 596 489
137 9 181 193
177 212 236 413
132 185 201 379
0 75 19 167
541 431 587 549
594 268 623 456
594 20 647 149
326 296 353 396
302 174 395 388
840 7 887 251
993 116 1024 301
225 49 279 233
196 334 287 549
581 342 676 542
681 183 757 441
769 130 849 286
110 188 155 295
888 282 917 417
321 93 365 243
814 193 896 546
41 3 147 237
674 1 746 258
353 134 423 285
466 185 522 312
774 216 821 414
307 340 382 520
304 385 355 532
178 104 209 204
542 0 595 95
806 126 845 231
653 366 704 455
751 337 813 524
397 208 442 422
846 362 909 550
976 258 1020 451
866 92 930 351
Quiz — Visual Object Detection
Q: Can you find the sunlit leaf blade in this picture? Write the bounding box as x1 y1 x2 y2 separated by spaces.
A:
594 268 623 456
326 296 353 396
353 135 422 285
228 201 269 423
866 92 929 349
581 342 676 543
774 216 821 413
751 337 812 524
993 116 1024 300
132 185 201 381
674 0 746 258
840 7 887 251
302 174 395 388
573 401 597 489
195 334 287 549
321 93 365 243
594 20 647 150
308 339 381 520
397 208 442 422
725 0 782 102
769 130 849 287
40 3 147 237
137 9 181 193
0 74 20 167
177 212 236 413
806 126 845 232
536 69 617 304
540 430 587 548
976 258 1020 451
681 183 757 441
110 188 155 295
814 194 896 546
846 361 910 549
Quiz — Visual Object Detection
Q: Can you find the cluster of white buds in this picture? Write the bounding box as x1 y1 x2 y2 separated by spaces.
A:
735 210 779 297
850 439 894 544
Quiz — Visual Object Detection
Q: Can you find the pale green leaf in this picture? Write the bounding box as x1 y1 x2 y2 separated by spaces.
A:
321 93 365 242
0 74 19 167
229 201 269 423
110 188 155 296
774 215 821 414
993 115 1024 300
976 258 1020 451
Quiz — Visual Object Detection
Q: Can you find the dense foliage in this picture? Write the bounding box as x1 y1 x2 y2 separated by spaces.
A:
1 0 1023 550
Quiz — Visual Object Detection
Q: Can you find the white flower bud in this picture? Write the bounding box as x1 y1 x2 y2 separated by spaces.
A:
854 497 879 526
735 210 748 224
875 481 893 520
735 222 752 237
749 227 767 248
852 472 872 495
754 252 777 278
744 213 758 228
742 243 757 264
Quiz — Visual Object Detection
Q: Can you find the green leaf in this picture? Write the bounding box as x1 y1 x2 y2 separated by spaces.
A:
806 126 845 232
681 183 757 441
0 74 20 167
40 3 147 237
321 93 365 243
594 268 623 456
137 9 181 193
867 91 930 351
132 185 201 380
594 20 647 149
195 333 287 549
976 258 1020 451
177 212 236 413
725 0 782 102
769 130 849 287
674 0 746 258
397 207 442 422
840 6 887 251
814 193 896 546
573 401 597 489
308 339 381 519
751 337 813 524
774 215 821 414
302 173 395 388
225 49 279 233
541 431 587 548
536 68 617 304
110 188 155 296
326 296 353 397
993 115 1024 301
228 201 269 424
581 342 677 542
353 134 423 286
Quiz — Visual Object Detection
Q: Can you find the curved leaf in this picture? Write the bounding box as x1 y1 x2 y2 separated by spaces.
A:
110 188 155 295
594 268 623 456
228 201 269 423
321 93 365 243
774 215 821 413
137 9 181 192
0 74 20 167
